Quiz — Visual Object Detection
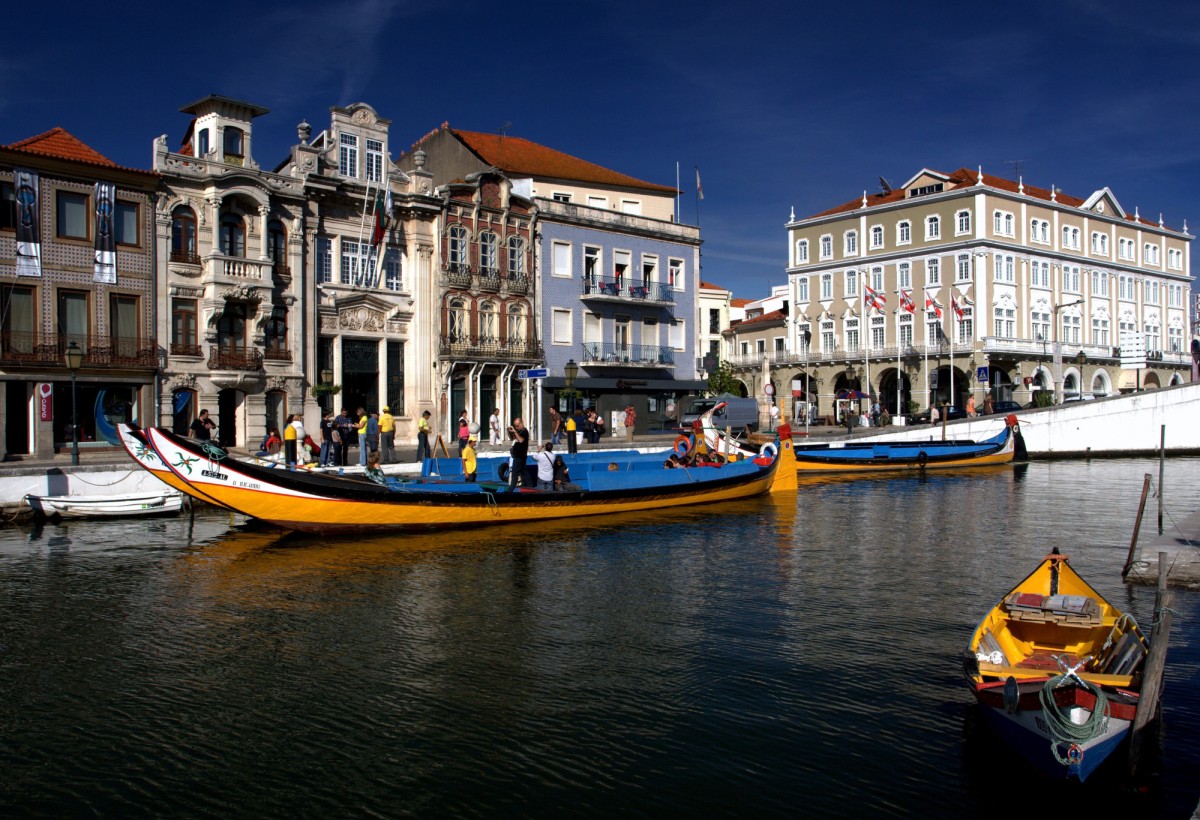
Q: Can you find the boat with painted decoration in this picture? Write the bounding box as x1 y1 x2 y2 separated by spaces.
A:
962 548 1149 781
25 489 184 519
138 424 799 534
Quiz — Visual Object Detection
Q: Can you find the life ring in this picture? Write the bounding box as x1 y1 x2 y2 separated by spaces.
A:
917 451 928 469
673 436 691 457
497 463 510 482
760 442 778 459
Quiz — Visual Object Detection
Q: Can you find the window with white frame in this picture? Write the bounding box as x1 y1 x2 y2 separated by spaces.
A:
1091 232 1109 256
552 241 572 278
1030 218 1050 244
1168 282 1184 307
897 220 911 245
797 322 811 352
956 209 971 235
583 246 601 286
1168 324 1184 353
583 312 601 349
669 319 685 350
384 248 403 291
925 215 940 240
955 254 971 283
552 308 572 345
1032 310 1050 344
957 308 973 345
620 199 642 215
899 314 913 347
795 238 809 264
1030 259 1050 288
994 305 1015 338
1167 248 1182 270
844 230 858 256
1144 243 1160 266
820 320 836 352
1092 314 1109 346
552 192 572 202
926 309 942 345
1063 264 1081 292
668 258 684 289
1062 313 1082 345
898 261 911 289
1062 225 1081 250
587 195 607 209
339 133 358 177
448 225 468 272
365 139 384 183
926 257 940 286
508 236 526 279
993 210 1014 237
479 231 499 274
340 238 375 285
845 318 860 352
845 269 858 298
1145 281 1159 305
613 249 631 286
819 234 832 260
871 266 883 292
756 339 767 355
871 316 885 349
478 301 498 342
1118 237 1135 260
993 253 1014 283
870 225 883 249
797 276 809 303
316 236 333 283
820 273 833 300
1091 270 1109 297
1143 318 1158 351
1118 274 1134 301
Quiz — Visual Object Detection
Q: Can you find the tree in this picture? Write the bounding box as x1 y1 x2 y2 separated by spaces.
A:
706 360 742 396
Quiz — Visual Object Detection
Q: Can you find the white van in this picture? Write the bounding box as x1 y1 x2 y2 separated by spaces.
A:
679 394 760 432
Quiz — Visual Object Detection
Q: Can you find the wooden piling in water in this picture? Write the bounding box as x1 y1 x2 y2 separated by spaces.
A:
1128 552 1173 778
1122 474 1152 579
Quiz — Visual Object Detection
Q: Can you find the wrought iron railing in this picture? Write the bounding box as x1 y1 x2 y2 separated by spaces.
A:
581 275 675 302
438 336 544 361
207 347 264 371
170 250 201 265
263 347 293 362
170 343 203 357
581 342 674 366
0 332 157 367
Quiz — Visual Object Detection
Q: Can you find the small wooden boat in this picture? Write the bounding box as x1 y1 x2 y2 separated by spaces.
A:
25 489 184 519
962 549 1149 781
118 423 231 510
140 424 799 534
693 404 1024 472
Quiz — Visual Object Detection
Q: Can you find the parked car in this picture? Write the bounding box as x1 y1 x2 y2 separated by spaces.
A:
907 405 967 425
985 400 1022 415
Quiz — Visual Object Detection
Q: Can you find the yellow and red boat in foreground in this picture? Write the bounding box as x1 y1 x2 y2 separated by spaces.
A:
141 424 798 534
963 548 1149 781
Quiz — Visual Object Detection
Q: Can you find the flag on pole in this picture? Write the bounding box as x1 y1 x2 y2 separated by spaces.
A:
695 167 703 200
951 294 964 320
864 284 886 310
371 188 387 248
925 294 943 318
899 289 916 314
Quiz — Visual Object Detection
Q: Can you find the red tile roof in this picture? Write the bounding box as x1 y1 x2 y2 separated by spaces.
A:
805 166 1167 230
699 280 727 290
428 126 676 195
730 298 753 307
3 127 155 176
734 309 787 327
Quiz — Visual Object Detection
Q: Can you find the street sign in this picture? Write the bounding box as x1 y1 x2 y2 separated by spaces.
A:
518 368 547 379
976 366 989 383
1119 333 1146 370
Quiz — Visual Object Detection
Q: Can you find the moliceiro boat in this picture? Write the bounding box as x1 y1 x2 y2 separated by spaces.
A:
118 424 232 510
141 425 799 534
962 549 1149 781
694 405 1024 473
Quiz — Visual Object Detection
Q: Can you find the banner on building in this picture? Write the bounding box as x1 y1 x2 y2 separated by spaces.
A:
93 181 117 283
14 169 41 277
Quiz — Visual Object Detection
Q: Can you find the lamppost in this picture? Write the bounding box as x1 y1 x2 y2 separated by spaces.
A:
320 366 334 413
1052 298 1084 403
64 341 82 466
1075 350 1087 399
564 358 578 416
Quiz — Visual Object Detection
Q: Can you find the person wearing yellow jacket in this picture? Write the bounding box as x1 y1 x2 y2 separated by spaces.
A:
379 406 396 464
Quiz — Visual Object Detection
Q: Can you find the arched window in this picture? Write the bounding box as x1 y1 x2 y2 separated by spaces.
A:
223 127 244 162
479 231 499 274
218 302 247 353
171 206 198 263
448 298 467 342
507 236 526 278
219 213 245 257
264 305 288 356
448 225 468 272
479 301 497 343
267 219 287 264
507 303 525 345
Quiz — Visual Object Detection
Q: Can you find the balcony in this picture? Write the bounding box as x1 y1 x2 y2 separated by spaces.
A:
441 264 530 297
581 275 675 305
478 271 502 292
210 254 268 282
508 274 529 295
272 263 292 288
263 347 293 363
170 343 203 357
170 250 201 265
207 347 264 372
0 332 158 368
582 342 674 367
438 336 544 362
443 264 473 290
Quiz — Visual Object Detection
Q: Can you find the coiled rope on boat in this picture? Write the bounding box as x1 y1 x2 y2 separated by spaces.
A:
1039 654 1110 766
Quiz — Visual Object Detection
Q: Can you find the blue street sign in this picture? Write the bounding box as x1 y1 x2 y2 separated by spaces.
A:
976 366 989 383
518 368 548 379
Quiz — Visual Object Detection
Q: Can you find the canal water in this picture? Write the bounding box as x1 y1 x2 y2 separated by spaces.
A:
1 458 1198 818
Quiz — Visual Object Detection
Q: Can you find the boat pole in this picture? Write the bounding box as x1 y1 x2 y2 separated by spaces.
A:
1128 551 1173 778
1122 473 1153 579
1158 425 1165 534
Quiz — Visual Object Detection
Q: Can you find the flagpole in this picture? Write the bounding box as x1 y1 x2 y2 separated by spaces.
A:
949 298 956 410
923 292 929 411
675 162 680 223
354 179 374 288
896 293 901 420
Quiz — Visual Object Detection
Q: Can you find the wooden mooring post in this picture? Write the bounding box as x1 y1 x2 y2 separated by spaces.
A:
1158 425 1165 534
1122 474 1153 579
1128 552 1173 778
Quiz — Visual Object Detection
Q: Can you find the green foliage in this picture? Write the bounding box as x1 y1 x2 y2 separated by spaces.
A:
1032 390 1053 408
706 360 741 396
310 383 342 399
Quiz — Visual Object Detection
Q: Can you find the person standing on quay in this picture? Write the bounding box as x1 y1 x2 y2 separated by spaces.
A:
624 404 636 443
565 410 577 455
507 417 530 491
416 410 432 462
457 409 471 454
549 407 563 446
489 408 502 446
355 407 370 467
379 405 395 463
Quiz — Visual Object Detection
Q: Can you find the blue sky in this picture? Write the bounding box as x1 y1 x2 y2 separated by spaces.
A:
4 0 1197 299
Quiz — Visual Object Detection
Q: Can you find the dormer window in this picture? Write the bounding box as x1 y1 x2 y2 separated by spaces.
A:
223 128 244 165
339 133 358 178
197 129 210 158
365 138 384 183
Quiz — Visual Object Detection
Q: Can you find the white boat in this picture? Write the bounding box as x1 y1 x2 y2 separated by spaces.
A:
25 490 185 519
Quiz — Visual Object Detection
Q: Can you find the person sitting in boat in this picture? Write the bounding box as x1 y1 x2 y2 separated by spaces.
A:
365 450 386 485
553 455 579 491
258 428 282 457
533 442 556 490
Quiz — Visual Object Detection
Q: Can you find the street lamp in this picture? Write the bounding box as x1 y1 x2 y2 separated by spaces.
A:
320 366 334 412
564 358 578 415
1052 298 1085 403
64 341 82 466
1075 350 1087 399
